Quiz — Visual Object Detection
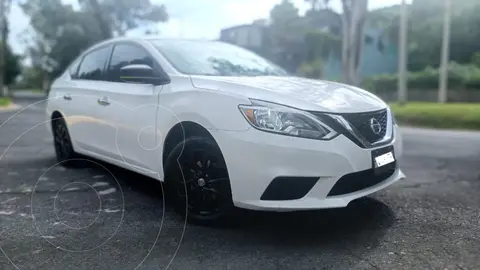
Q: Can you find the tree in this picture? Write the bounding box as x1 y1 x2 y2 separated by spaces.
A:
340 0 368 85
0 0 12 96
21 0 169 89
1 41 21 86
18 66 42 88
79 0 169 37
20 0 100 88
268 0 306 72
267 0 342 76
371 1 480 72
304 0 330 11
80 0 112 40
304 30 341 62
297 58 323 79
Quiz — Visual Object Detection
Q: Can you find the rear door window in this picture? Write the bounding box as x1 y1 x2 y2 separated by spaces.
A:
68 58 81 79
77 45 112 81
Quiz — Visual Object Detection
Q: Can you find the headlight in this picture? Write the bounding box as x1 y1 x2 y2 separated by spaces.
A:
238 100 338 140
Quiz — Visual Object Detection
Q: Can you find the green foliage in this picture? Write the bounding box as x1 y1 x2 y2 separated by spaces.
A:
390 102 480 130
401 1 480 71
304 30 341 60
21 0 169 81
21 0 105 78
472 52 480 68
297 59 323 79
367 1 480 72
268 0 306 72
79 0 168 36
267 0 341 73
464 72 480 90
363 63 480 93
16 67 43 89
304 0 330 10
1 42 21 86
0 97 11 107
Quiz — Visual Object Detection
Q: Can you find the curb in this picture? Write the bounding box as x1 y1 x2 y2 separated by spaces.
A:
0 103 23 113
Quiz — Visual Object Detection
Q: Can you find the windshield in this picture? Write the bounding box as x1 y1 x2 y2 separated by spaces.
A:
150 40 288 77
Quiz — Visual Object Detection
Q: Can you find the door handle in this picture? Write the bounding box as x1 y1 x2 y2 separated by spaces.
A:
63 94 72 100
97 97 110 106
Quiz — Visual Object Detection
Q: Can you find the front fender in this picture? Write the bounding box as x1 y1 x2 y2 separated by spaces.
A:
157 90 252 132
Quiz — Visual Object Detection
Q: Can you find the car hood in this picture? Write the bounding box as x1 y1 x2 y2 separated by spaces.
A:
189 75 387 113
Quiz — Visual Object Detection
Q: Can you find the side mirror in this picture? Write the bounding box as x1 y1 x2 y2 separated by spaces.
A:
119 64 166 85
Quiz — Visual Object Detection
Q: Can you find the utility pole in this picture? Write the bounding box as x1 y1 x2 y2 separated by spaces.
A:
397 0 408 105
438 0 451 103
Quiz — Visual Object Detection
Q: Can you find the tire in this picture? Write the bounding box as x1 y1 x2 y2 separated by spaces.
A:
52 116 77 166
164 136 234 226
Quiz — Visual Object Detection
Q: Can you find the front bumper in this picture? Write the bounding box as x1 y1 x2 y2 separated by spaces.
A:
210 125 405 211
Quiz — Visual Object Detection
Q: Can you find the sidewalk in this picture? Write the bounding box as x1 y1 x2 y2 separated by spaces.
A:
0 90 46 113
0 102 22 112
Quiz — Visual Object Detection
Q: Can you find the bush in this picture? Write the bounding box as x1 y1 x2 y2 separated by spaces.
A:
363 62 480 92
465 73 480 89
0 97 11 107
297 59 323 79
362 74 397 93
390 102 480 130
472 52 480 68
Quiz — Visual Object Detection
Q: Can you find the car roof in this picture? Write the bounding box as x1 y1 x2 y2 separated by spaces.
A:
85 36 223 55
96 36 219 46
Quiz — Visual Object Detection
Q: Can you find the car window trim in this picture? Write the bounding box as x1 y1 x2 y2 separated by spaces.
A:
106 41 170 85
76 43 113 82
68 57 82 79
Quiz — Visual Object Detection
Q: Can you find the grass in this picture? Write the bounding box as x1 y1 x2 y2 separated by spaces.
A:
0 97 11 107
389 102 480 130
10 88 43 93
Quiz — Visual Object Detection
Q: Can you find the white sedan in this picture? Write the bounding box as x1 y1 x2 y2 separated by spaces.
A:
46 37 405 225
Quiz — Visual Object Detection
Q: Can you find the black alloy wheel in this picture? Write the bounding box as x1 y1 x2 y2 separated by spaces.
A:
165 136 234 225
53 117 76 165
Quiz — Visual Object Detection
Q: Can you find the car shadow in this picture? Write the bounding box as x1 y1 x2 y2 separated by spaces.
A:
19 154 395 262
231 197 394 246
0 152 398 269
72 155 395 246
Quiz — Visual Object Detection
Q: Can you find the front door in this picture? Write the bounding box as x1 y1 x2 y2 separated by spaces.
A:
100 42 165 175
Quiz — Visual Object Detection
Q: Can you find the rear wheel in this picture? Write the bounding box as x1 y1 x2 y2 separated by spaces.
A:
165 136 234 225
52 117 76 166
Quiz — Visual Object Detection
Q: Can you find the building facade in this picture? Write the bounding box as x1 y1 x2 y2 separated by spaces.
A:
219 20 268 54
219 9 399 79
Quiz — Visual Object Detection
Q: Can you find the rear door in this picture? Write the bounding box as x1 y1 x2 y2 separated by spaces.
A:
49 56 81 129
68 44 114 155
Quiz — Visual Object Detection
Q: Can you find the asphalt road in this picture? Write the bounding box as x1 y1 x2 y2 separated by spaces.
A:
1 95 479 270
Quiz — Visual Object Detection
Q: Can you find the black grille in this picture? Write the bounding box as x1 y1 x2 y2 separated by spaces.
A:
342 109 388 144
327 162 396 196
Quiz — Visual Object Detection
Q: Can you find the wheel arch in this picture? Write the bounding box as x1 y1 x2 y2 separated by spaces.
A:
162 121 224 170
51 110 64 121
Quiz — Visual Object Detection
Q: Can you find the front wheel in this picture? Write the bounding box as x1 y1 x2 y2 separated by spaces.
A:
164 136 234 226
52 117 77 166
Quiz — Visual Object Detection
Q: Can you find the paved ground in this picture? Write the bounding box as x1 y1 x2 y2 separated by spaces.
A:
0 95 479 269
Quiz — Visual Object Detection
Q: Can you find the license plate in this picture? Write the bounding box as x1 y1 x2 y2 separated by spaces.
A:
374 152 395 167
